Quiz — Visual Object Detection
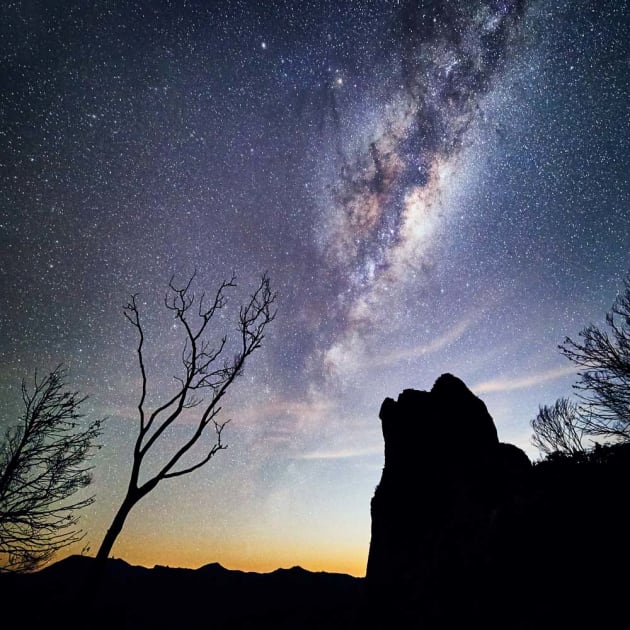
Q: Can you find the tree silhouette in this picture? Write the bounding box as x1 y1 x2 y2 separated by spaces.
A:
531 397 585 456
95 272 275 569
558 273 630 441
0 366 101 572
532 272 630 456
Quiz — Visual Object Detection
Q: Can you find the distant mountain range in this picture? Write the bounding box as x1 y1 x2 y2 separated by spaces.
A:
1 554 366 629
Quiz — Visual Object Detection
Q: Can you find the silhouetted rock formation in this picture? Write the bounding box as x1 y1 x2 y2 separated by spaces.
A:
365 374 630 629
366 373 531 628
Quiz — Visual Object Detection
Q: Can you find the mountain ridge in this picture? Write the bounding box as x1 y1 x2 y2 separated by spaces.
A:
1 553 367 629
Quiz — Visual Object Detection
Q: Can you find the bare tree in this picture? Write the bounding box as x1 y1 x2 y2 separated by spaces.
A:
0 366 101 572
531 397 586 456
95 272 275 566
531 273 630 458
559 274 630 441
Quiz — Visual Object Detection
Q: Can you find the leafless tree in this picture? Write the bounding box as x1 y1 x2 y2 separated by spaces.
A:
95 272 276 566
531 397 586 456
0 367 101 572
532 274 630 458
559 274 630 441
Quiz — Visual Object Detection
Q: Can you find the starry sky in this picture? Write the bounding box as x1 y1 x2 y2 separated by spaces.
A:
1 0 629 577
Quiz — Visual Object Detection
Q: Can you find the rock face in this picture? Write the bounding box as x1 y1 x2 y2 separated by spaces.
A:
365 373 531 627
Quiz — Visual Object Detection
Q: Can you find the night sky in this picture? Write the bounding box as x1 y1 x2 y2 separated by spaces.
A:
1 0 629 576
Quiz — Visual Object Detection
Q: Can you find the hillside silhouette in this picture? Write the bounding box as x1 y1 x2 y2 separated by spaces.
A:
1 554 365 629
2 373 629 629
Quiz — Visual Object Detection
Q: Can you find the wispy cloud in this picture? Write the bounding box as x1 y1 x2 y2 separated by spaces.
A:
373 316 474 368
297 445 383 460
472 365 578 394
324 308 484 376
236 397 335 424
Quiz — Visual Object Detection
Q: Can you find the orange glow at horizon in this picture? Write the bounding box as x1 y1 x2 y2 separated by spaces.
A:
73 533 369 577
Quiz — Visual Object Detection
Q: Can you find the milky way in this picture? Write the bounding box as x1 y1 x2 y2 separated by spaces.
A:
319 0 530 374
327 1 527 272
1 0 628 575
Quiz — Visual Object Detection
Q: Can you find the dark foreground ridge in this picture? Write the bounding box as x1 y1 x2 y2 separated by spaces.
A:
3 373 629 629
1 554 365 629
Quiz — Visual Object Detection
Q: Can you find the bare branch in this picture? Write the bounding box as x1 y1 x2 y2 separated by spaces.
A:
557 274 630 441
531 398 586 456
533 273 630 458
124 295 148 435
162 420 229 479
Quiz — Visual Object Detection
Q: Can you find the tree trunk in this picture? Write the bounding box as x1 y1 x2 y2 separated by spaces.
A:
97 495 136 557
87 493 138 592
